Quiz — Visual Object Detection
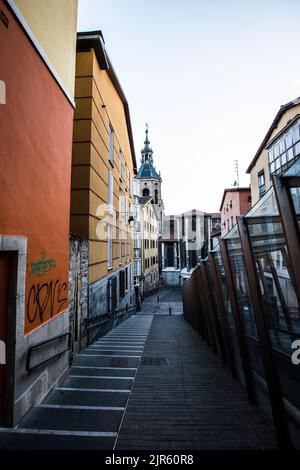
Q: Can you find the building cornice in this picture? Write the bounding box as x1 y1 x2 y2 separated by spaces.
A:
5 0 75 107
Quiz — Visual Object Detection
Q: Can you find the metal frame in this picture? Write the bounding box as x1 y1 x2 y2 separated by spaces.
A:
273 174 300 307
220 239 256 404
209 252 237 378
26 333 71 374
237 215 292 449
196 266 210 344
200 264 217 353
203 260 227 362
193 267 205 336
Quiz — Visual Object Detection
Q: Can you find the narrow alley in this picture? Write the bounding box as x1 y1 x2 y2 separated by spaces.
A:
0 288 277 450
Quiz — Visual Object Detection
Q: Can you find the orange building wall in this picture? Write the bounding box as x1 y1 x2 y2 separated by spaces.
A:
0 1 73 334
220 189 251 237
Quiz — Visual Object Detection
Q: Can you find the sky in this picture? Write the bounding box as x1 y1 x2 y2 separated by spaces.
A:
77 0 300 215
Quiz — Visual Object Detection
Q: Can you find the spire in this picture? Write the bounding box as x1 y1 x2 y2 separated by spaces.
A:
144 122 150 145
141 122 153 164
137 122 161 179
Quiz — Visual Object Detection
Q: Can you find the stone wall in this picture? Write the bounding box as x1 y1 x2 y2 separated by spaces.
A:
69 233 89 361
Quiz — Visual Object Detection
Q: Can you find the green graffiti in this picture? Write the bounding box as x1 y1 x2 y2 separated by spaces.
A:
29 251 56 277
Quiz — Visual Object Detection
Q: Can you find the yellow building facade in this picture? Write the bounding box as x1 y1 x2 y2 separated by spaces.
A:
71 32 136 322
247 98 300 205
71 32 137 320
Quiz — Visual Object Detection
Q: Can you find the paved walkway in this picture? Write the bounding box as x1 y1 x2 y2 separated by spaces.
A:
116 316 277 450
139 287 183 315
0 288 278 450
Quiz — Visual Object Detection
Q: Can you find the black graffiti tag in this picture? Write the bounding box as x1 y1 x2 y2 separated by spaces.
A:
26 280 67 324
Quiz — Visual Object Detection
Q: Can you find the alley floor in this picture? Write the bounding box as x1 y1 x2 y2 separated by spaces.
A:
0 288 277 450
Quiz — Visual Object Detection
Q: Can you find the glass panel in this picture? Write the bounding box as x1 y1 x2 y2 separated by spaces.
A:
246 186 278 218
282 156 300 176
285 130 292 149
247 221 299 353
292 123 300 144
214 246 234 328
289 187 300 233
287 147 294 161
294 141 300 157
226 236 258 339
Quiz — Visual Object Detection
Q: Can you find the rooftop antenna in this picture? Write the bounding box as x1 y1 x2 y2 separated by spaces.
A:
233 160 239 187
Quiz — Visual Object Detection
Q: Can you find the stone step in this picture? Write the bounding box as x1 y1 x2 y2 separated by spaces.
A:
0 429 115 450
18 407 123 432
73 355 139 368
45 388 129 407
63 376 132 390
80 349 142 356
70 366 136 377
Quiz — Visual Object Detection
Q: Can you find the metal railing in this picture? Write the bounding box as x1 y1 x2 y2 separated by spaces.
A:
182 169 300 450
26 332 70 374
85 305 137 331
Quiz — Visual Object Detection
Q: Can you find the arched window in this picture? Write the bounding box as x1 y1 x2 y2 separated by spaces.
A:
143 188 150 197
155 189 158 204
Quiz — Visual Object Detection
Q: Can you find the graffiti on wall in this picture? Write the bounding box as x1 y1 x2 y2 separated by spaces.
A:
29 251 56 277
26 251 67 331
26 280 67 324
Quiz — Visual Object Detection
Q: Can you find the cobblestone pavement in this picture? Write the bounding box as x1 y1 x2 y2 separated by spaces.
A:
138 287 183 315
116 315 277 450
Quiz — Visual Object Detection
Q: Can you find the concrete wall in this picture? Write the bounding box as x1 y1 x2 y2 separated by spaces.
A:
69 233 89 360
162 269 181 286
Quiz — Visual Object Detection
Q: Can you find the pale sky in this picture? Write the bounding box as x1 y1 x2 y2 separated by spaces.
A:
78 0 300 214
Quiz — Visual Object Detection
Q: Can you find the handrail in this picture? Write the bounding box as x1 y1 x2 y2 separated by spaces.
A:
26 332 70 374
86 305 136 331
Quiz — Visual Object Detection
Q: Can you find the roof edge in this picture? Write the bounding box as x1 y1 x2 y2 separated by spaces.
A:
219 187 250 211
246 96 300 174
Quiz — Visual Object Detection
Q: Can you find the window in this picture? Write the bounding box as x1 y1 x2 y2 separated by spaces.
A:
119 232 122 261
124 163 128 190
192 214 196 232
109 124 114 164
125 197 129 225
119 150 122 180
231 216 234 228
143 187 149 197
258 170 266 198
108 224 113 268
119 270 125 298
125 266 128 291
268 119 300 175
108 171 114 215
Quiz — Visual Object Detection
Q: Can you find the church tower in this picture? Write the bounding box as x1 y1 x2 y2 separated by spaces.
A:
136 124 164 235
